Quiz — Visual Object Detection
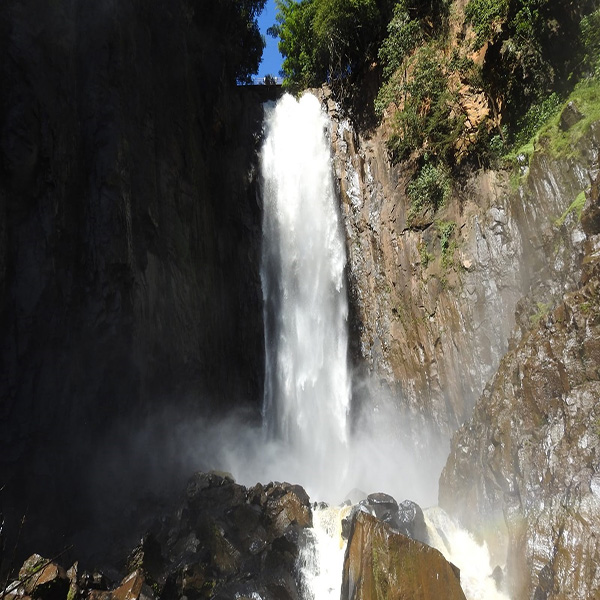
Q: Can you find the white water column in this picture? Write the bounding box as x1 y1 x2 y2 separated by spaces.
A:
260 93 351 497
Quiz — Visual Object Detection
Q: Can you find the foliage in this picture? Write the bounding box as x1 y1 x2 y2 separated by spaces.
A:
377 2 423 79
464 0 509 48
530 301 550 326
406 162 450 224
269 0 318 89
464 0 600 134
194 0 266 83
418 240 434 267
385 45 463 164
436 220 457 268
512 92 562 148
555 190 587 227
270 0 393 92
581 7 600 77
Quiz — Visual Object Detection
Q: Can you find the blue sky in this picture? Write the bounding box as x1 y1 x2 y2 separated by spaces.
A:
257 0 284 78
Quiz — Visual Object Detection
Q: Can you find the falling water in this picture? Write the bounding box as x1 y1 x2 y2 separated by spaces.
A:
260 92 351 498
258 92 510 600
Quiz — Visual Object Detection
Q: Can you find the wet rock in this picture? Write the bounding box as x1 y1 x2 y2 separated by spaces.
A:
341 511 466 600
149 472 311 600
111 571 154 600
125 535 163 583
18 555 69 600
439 173 600 599
559 101 585 131
325 84 598 455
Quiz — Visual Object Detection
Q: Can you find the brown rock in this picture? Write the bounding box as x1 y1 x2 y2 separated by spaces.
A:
264 483 312 537
112 571 154 600
559 101 585 131
18 555 69 600
440 261 600 596
341 512 466 600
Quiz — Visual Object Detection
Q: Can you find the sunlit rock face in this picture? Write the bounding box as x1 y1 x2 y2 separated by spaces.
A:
321 85 599 450
341 511 466 600
440 174 600 600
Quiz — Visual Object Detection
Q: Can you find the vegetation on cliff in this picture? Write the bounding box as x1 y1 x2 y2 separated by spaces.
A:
194 0 267 82
270 0 600 220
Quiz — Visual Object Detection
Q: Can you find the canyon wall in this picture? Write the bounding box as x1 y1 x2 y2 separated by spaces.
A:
323 81 600 600
0 0 265 554
324 86 599 446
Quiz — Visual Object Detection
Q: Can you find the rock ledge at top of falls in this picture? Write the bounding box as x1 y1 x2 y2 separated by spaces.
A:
439 168 600 600
341 511 466 600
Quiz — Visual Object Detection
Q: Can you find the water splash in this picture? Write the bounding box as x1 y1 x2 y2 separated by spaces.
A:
298 506 350 600
260 93 351 498
425 507 511 600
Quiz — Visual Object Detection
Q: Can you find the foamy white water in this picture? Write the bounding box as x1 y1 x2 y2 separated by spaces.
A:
298 506 349 600
425 507 511 600
260 93 351 498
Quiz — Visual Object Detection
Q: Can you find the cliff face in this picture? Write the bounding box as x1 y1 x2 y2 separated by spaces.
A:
439 172 600 600
324 86 599 450
0 0 264 552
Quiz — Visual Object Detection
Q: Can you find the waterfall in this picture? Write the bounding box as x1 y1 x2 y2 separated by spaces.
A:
260 92 351 500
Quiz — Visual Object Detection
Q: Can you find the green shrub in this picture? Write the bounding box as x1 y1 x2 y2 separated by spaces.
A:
581 7 600 77
464 0 509 48
407 163 450 224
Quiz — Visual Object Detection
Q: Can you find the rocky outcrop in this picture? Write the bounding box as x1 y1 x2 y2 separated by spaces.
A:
341 511 466 600
341 493 428 544
0 0 265 554
322 86 600 448
3 473 313 600
439 173 600 599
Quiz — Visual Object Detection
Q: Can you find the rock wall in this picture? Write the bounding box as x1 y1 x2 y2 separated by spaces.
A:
0 0 265 555
439 170 600 600
323 86 600 450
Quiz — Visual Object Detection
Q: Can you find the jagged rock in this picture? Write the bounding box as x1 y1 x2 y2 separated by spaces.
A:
439 173 600 599
341 512 466 600
559 101 585 131
149 472 311 600
0 0 266 555
125 535 163 583
111 571 154 600
324 81 598 456
18 555 69 600
341 495 428 544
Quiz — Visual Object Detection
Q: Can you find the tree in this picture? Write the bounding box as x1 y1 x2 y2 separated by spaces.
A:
194 0 267 83
270 0 392 92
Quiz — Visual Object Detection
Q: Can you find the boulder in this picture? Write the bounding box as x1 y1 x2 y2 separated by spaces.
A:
111 571 154 600
18 555 69 600
559 101 585 131
341 512 466 600
341 495 428 544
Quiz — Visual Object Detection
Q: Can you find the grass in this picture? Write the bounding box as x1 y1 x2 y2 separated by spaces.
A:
554 190 587 227
530 301 551 326
511 79 600 164
537 79 600 158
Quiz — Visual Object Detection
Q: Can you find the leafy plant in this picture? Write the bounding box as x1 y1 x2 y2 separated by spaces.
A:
407 162 450 224
530 301 550 326
554 191 587 227
436 220 457 268
464 0 509 48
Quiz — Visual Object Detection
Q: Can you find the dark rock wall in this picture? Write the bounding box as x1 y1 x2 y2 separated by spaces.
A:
0 0 264 554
